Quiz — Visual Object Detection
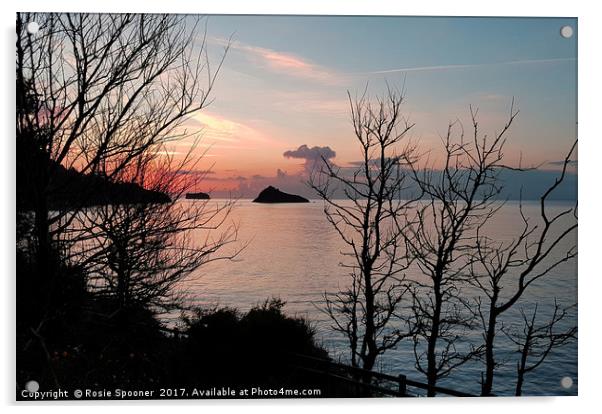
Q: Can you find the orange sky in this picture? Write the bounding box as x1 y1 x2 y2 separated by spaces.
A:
160 16 577 197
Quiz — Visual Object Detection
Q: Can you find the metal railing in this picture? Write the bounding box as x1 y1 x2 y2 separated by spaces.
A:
289 353 475 397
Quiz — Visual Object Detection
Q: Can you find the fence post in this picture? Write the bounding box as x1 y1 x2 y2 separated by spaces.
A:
398 374 407 396
325 359 333 395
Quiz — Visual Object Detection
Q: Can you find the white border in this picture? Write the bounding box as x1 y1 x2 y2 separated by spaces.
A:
2 1 600 413
0 0 584 16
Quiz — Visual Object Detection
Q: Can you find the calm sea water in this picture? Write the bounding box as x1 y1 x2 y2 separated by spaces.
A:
177 199 578 396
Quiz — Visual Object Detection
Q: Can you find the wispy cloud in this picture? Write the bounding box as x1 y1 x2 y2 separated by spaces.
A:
368 57 576 75
189 112 275 146
212 37 342 84
548 159 578 166
153 150 187 156
176 169 216 175
270 90 349 116
203 175 248 182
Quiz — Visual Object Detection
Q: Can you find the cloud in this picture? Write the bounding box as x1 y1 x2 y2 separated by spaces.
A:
548 160 577 166
283 144 337 177
203 175 248 182
176 169 215 175
153 150 186 156
226 167 313 199
346 158 400 167
283 144 336 162
270 90 349 116
192 112 254 143
213 37 342 84
203 164 577 202
186 112 278 151
368 57 576 75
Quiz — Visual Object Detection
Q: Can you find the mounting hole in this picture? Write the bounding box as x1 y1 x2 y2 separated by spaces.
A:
26 21 39 35
561 376 573 389
560 25 574 39
25 380 40 392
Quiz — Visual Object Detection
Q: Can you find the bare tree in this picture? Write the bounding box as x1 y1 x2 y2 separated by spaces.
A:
66 143 241 313
309 86 419 373
502 301 577 396
469 141 577 395
16 12 233 357
405 104 519 396
16 12 228 278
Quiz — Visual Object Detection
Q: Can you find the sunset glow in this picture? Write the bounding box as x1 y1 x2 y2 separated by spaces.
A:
166 16 579 198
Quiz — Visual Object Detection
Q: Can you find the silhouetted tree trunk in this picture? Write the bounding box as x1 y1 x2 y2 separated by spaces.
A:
406 103 519 396
16 12 228 271
470 141 577 396
15 11 231 355
481 301 498 396
310 86 419 376
502 302 576 396
69 149 241 312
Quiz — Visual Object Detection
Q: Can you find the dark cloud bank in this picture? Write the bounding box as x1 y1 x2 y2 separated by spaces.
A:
208 144 577 201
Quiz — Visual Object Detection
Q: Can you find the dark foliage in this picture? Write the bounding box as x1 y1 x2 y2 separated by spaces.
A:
17 269 331 396
17 246 169 391
171 298 329 388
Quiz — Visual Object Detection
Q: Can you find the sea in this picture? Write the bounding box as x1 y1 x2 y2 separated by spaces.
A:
175 199 578 396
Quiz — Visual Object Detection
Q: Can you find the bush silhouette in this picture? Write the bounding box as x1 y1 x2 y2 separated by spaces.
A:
172 298 328 388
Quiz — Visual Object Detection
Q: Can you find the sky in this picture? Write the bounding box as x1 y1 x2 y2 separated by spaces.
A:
173 16 577 198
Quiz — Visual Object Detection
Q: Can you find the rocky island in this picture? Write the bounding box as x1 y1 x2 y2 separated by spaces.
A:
252 186 309 203
185 192 210 200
